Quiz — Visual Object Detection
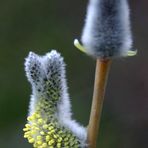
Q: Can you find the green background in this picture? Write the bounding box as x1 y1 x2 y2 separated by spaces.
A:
0 0 148 147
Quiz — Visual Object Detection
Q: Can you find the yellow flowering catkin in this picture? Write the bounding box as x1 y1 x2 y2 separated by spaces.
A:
23 50 87 148
24 104 80 147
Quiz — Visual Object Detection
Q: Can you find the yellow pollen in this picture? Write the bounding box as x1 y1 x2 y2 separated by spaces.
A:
35 113 41 118
45 135 50 141
32 126 39 131
57 137 62 142
32 123 37 126
25 124 31 128
24 134 29 138
43 124 48 129
53 134 58 139
48 126 53 130
57 143 61 148
42 143 47 147
37 136 42 140
31 130 36 135
50 129 55 134
25 131 30 135
23 103 80 148
33 143 37 147
37 140 42 145
23 128 28 132
28 138 35 143
40 131 45 135
64 137 69 141
48 139 55 145
27 116 32 121
38 119 43 124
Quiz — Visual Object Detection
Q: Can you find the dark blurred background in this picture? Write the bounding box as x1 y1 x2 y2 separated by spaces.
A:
0 0 147 147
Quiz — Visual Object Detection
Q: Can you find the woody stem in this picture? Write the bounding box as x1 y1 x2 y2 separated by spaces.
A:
87 59 111 148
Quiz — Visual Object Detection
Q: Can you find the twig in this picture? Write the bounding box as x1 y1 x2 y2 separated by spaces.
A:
87 59 111 148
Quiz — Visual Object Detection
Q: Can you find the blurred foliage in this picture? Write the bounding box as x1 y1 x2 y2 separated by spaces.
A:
0 0 148 148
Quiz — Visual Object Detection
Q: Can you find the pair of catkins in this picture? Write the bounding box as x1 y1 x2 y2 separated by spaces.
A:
23 0 136 147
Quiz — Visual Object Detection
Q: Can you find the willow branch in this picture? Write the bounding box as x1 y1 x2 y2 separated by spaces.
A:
87 59 111 148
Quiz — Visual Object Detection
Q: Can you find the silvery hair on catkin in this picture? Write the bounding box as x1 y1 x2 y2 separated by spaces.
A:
24 50 87 147
81 0 133 58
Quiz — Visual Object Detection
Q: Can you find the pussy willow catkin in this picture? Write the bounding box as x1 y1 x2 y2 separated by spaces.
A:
23 50 87 148
81 0 133 58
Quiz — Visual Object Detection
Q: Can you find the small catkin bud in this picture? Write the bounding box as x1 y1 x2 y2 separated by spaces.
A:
81 0 135 58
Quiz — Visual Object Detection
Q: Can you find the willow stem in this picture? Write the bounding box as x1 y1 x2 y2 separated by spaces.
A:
87 59 112 148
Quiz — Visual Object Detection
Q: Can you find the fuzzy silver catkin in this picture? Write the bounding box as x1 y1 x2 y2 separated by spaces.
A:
81 0 133 58
24 50 87 147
